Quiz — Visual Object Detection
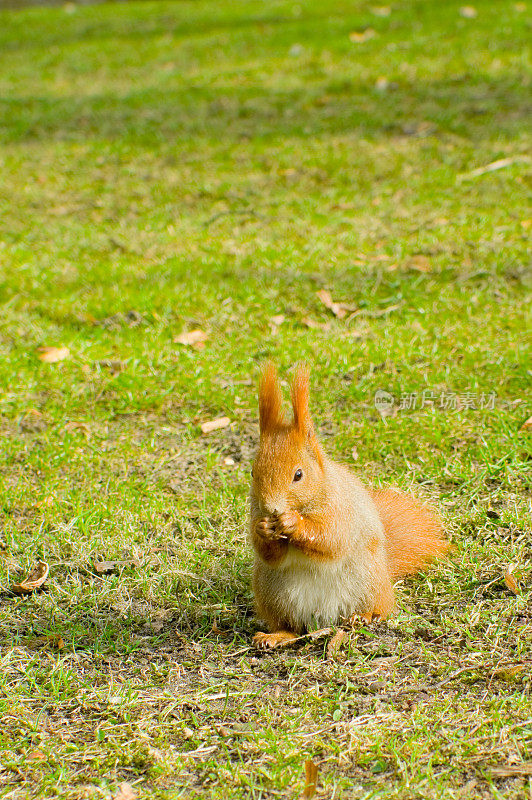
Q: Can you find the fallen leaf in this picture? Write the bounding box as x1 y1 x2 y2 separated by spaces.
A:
94 559 140 575
201 416 231 434
349 28 376 43
409 254 432 272
327 629 346 660
36 346 70 363
316 289 356 319
23 408 42 418
174 330 209 348
27 750 47 761
27 634 64 650
270 314 285 327
223 456 235 466
64 421 90 438
520 416 532 430
491 664 526 681
303 760 318 798
460 5 477 17
35 495 55 508
351 446 359 460
504 564 521 594
11 560 49 594
114 783 137 800
301 316 331 331
375 76 389 91
490 763 532 777
371 5 391 16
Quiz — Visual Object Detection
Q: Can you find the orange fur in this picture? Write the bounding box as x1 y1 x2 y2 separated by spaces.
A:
249 363 450 647
370 488 449 578
258 361 284 433
290 363 311 435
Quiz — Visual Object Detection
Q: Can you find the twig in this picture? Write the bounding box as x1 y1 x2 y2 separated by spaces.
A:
458 156 530 181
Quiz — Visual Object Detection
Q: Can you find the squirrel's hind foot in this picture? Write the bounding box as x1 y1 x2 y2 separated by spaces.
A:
253 630 298 649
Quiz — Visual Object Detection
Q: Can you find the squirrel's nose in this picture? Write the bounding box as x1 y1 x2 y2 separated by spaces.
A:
261 497 286 516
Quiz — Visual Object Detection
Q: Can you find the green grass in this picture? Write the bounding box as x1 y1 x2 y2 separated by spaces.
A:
0 0 531 797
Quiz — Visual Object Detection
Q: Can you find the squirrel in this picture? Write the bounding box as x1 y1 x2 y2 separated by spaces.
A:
249 362 449 649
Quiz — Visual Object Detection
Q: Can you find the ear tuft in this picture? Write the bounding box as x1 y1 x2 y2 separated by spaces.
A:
258 361 284 433
290 363 311 435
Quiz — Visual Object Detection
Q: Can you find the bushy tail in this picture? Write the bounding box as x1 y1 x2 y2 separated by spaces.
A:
371 488 449 579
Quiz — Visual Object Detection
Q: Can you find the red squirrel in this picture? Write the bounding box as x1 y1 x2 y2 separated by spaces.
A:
249 362 449 649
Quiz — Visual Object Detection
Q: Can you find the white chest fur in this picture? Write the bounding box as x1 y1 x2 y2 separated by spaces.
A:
277 548 367 629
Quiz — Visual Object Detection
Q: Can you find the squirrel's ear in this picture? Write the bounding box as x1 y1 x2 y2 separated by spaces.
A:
290 363 311 436
259 361 283 433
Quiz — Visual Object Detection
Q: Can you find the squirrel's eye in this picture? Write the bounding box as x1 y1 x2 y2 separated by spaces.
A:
293 468 303 482
251 467 254 477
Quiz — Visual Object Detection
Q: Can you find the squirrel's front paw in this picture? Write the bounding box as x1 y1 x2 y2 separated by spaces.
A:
274 510 302 539
256 516 285 542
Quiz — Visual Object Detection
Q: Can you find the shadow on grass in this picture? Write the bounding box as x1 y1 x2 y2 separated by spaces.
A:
1 74 528 146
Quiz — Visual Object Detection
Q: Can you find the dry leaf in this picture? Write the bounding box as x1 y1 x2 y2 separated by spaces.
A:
301 317 331 331
349 28 376 43
37 346 70 363
114 783 137 800
504 564 521 594
409 254 432 272
327 629 346 660
27 633 64 650
174 330 209 348
200 416 231 434
371 5 391 16
35 495 55 508
491 664 526 681
11 560 49 594
303 760 318 798
351 446 359 460
316 289 356 319
24 408 42 418
270 314 285 327
520 416 532 430
94 559 140 575
223 456 235 466
64 421 90 438
460 5 477 17
27 750 46 761
490 763 532 777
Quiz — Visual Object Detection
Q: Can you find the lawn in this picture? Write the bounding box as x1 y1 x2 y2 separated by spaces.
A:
0 0 530 797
